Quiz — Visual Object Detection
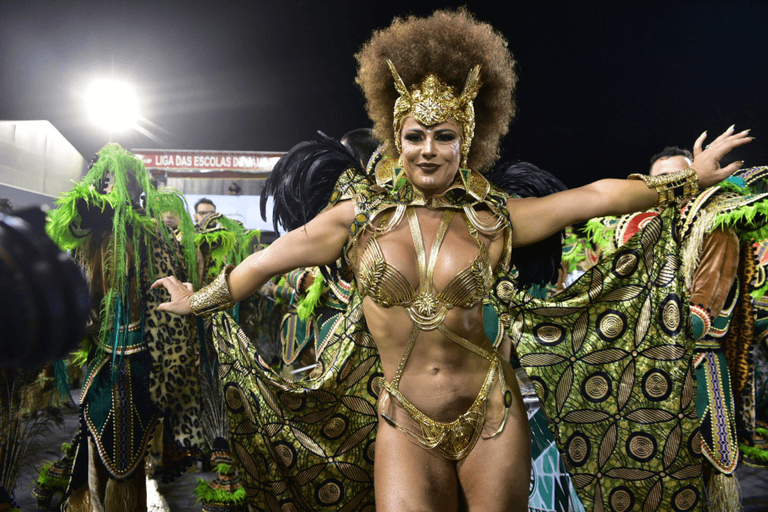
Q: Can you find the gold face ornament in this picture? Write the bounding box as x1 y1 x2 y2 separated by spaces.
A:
388 60 482 168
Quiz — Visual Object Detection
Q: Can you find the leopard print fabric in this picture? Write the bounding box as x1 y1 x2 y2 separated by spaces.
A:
140 231 206 475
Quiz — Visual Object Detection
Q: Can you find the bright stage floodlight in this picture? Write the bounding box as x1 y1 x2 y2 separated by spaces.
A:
86 79 139 132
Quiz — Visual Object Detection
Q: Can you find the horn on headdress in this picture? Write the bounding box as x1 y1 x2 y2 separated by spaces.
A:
387 60 411 102
459 65 482 106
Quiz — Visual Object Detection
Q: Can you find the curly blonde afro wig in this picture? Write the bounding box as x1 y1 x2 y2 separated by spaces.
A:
355 8 517 172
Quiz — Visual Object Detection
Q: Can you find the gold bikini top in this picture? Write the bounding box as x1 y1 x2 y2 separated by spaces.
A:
357 208 494 329
355 206 510 460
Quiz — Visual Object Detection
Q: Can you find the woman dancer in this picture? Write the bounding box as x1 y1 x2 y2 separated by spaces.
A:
154 9 750 512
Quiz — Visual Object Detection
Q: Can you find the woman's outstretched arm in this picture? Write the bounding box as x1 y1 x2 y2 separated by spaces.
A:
151 200 356 315
508 127 753 248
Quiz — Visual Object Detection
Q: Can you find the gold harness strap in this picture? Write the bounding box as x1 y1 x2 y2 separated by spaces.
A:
381 207 511 460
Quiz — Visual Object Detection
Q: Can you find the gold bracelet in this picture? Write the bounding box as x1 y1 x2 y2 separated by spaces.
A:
189 265 236 316
627 167 699 207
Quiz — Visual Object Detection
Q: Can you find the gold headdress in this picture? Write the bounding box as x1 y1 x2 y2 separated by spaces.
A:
388 60 482 167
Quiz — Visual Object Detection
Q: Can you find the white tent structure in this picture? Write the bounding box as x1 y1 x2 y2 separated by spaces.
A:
0 120 88 210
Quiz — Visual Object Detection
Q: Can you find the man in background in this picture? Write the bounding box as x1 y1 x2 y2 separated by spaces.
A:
649 146 693 176
194 197 216 227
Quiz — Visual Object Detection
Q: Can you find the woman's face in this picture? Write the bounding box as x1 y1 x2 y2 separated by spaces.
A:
399 116 462 197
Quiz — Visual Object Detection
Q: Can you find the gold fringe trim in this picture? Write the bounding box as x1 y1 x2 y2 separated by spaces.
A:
681 201 722 289
705 471 742 512
61 485 91 512
104 470 147 512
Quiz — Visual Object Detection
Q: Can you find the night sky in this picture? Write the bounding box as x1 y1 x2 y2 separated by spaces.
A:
1 0 766 188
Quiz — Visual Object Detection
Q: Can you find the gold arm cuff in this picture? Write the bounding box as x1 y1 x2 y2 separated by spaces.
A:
190 265 236 316
627 167 699 207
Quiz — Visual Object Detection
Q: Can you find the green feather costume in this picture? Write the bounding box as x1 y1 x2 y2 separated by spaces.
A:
45 145 205 490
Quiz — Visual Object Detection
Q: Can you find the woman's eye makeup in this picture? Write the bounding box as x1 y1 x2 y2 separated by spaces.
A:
404 132 423 142
403 130 457 143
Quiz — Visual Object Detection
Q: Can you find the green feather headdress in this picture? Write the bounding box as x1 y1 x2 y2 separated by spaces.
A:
155 188 199 288
46 143 169 354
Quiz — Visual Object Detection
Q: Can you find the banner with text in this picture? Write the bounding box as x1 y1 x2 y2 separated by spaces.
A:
132 149 285 178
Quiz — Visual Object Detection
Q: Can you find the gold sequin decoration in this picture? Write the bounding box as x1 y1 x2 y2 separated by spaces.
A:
663 300 681 331
275 444 295 468
610 489 633 512
674 489 698 510
496 280 515 302
645 373 669 399
599 313 624 339
317 481 342 505
569 436 589 465
279 393 304 411
614 253 638 276
322 417 347 439
225 385 244 411
584 375 610 401
628 435 655 459
535 324 565 345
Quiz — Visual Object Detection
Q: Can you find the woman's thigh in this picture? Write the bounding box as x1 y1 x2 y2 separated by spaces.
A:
374 417 460 512
456 370 531 512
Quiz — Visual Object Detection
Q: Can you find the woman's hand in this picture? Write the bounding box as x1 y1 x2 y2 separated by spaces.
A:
692 126 753 189
151 276 194 315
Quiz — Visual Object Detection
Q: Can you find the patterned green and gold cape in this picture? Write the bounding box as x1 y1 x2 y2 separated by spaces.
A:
496 208 704 512
212 162 706 511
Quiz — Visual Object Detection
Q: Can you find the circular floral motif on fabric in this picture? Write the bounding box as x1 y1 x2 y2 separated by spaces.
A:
671 485 700 512
530 376 549 403
612 250 639 277
309 360 325 380
641 369 672 401
322 414 349 440
596 310 628 342
608 486 635 512
368 372 385 399
659 294 683 336
688 428 702 456
364 439 376 465
223 383 245 413
626 432 657 462
279 393 306 411
273 441 297 469
565 432 591 467
315 479 343 506
582 371 612 403
495 278 516 302
533 323 566 346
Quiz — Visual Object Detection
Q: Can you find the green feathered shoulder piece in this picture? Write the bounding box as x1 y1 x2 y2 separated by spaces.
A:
195 213 260 280
296 271 326 321
680 166 768 242
584 216 620 253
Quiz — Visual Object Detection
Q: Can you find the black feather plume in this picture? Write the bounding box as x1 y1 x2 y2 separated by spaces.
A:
486 161 568 288
261 132 363 234
486 161 568 199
